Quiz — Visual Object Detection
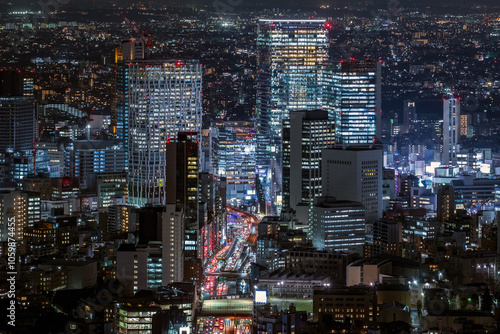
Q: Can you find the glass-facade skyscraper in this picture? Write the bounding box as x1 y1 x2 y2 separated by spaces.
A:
213 121 256 211
323 59 381 145
127 60 202 206
256 19 328 211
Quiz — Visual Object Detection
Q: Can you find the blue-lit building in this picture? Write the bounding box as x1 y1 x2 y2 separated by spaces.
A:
213 121 256 211
113 40 145 164
126 60 202 206
256 19 328 210
323 59 381 145
310 196 365 253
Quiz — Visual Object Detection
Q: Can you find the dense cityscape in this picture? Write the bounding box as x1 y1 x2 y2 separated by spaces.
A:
1 0 500 333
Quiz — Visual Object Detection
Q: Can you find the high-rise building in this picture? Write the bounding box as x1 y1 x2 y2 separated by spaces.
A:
310 196 365 253
403 100 416 134
161 204 184 284
323 60 381 145
107 205 137 233
127 60 202 206
282 110 334 212
0 190 41 242
165 133 199 263
0 70 35 153
213 121 256 210
96 172 128 208
256 19 328 202
322 147 383 223
64 140 125 190
113 40 145 155
443 97 460 165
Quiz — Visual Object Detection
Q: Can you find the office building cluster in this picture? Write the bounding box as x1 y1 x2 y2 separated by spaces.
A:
1 2 500 334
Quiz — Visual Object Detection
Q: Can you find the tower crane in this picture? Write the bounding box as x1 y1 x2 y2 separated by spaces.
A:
120 12 154 49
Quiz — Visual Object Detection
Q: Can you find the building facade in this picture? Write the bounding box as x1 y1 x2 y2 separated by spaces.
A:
127 60 202 206
322 147 383 223
323 60 381 145
443 97 460 165
282 110 334 211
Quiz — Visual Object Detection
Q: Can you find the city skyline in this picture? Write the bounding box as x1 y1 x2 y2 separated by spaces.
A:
1 2 500 334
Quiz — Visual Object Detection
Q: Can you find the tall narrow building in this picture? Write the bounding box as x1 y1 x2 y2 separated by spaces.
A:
403 100 416 134
282 110 334 212
323 59 381 145
165 132 200 276
113 40 145 167
127 60 202 206
443 97 460 165
256 19 328 210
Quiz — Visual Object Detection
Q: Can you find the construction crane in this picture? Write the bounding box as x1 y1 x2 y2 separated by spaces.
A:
120 12 154 49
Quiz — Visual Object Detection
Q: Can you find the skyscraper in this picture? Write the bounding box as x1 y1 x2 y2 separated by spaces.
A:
0 70 35 153
165 132 200 273
323 59 381 145
213 121 256 211
282 110 334 212
113 40 145 156
256 19 328 208
443 97 460 165
403 100 416 134
127 60 202 206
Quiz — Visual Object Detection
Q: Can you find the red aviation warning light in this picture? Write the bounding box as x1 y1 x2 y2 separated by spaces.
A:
325 22 331 29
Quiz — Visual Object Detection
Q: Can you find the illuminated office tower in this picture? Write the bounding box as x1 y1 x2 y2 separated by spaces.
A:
213 121 256 211
323 59 381 145
0 70 35 153
256 19 328 178
113 40 145 155
0 191 41 242
443 97 460 166
282 110 334 212
127 60 202 206
310 196 365 253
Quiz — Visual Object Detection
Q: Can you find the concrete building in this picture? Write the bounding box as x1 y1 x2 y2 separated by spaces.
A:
372 220 402 256
284 248 350 284
310 196 365 253
64 140 125 190
256 268 332 299
95 172 127 208
161 204 185 285
346 256 420 287
107 205 137 233
322 147 383 223
0 190 41 242
312 286 376 323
